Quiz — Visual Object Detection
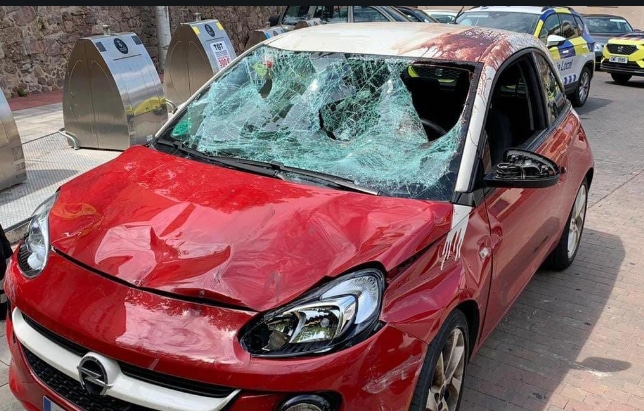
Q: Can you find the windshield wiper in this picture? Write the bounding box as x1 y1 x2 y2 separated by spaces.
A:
153 138 280 178
229 158 380 196
152 138 379 195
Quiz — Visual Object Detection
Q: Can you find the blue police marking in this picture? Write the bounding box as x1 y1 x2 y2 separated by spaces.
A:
563 74 578 85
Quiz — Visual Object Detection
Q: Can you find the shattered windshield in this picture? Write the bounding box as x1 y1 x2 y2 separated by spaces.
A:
157 45 474 200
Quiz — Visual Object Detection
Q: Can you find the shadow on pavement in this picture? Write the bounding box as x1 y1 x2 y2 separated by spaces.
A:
461 227 625 410
575 97 612 117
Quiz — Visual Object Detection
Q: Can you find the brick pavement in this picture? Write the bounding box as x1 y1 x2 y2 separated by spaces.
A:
2 71 644 410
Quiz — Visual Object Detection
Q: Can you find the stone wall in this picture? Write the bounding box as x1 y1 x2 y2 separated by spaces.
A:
0 6 281 99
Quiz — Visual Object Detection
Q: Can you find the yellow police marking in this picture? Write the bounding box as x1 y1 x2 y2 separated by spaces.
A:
192 26 200 35
217 22 224 31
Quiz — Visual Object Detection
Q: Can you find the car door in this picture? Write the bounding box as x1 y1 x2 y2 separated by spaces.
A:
477 51 571 340
537 13 573 81
557 13 591 87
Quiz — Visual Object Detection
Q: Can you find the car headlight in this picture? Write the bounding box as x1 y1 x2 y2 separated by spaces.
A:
240 268 385 357
594 43 604 52
18 193 58 278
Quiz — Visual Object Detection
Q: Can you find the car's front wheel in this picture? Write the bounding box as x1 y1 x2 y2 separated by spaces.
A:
409 309 469 411
570 67 591 107
611 73 632 85
544 178 588 271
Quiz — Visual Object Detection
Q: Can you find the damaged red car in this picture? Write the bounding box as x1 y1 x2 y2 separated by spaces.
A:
5 22 593 411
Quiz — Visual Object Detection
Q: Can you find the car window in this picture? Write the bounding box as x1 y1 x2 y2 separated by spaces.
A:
313 6 349 23
353 6 390 22
584 16 634 34
538 14 562 43
534 53 567 124
560 14 582 39
282 6 311 25
430 13 456 24
160 46 475 200
456 11 540 34
573 15 587 35
483 54 547 169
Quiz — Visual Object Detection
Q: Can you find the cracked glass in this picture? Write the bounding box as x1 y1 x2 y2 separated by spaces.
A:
159 45 472 200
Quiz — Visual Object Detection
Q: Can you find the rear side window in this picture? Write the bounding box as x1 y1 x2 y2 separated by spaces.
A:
313 6 349 23
534 53 567 123
560 14 582 39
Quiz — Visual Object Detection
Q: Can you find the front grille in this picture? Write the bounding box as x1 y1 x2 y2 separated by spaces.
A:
22 314 236 398
601 61 643 71
606 44 638 55
22 345 154 411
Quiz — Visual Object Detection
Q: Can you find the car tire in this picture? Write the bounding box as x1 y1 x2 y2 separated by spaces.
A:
611 73 632 85
409 309 469 411
544 178 588 271
570 67 591 107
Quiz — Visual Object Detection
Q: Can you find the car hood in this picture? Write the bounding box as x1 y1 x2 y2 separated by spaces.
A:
49 146 453 312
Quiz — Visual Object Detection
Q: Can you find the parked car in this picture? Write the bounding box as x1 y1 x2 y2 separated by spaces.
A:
583 14 635 66
5 22 593 411
268 6 409 31
456 6 596 107
394 6 439 23
601 30 644 84
421 8 459 24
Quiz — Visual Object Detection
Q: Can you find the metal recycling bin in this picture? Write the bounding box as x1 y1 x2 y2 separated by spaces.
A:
63 27 167 150
164 16 237 106
0 90 26 191
244 26 285 51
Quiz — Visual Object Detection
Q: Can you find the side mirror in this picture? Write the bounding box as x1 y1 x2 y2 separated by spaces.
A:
546 34 566 48
484 149 560 189
268 15 280 27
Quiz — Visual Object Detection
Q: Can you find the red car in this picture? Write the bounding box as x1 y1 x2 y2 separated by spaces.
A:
5 22 593 411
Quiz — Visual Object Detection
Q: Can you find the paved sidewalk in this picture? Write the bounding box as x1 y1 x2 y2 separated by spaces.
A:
1 95 120 229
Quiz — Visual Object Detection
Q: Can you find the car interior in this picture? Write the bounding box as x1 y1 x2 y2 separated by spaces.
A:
400 64 472 141
483 56 549 170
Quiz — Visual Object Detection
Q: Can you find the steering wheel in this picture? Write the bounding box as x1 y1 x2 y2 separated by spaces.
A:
420 118 448 138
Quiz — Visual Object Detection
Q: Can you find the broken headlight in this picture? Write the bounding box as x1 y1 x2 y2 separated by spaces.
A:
18 193 58 278
240 268 385 357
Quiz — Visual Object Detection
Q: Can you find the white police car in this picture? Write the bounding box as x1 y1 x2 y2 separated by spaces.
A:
456 6 595 107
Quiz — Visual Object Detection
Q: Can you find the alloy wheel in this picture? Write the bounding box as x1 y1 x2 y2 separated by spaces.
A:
567 184 587 259
426 328 466 411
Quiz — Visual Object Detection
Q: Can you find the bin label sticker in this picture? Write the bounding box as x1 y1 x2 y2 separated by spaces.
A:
114 38 128 54
211 41 232 70
205 24 215 37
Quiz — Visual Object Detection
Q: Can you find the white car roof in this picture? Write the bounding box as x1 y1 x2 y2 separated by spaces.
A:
266 22 542 62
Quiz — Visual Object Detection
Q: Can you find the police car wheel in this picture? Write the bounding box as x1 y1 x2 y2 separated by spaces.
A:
570 67 591 107
611 73 631 85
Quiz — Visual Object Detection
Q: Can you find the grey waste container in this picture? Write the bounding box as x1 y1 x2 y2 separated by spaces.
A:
164 16 237 106
0 90 26 191
244 27 286 51
62 27 167 150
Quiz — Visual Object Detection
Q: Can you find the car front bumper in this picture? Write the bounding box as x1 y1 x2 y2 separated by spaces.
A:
5 250 427 411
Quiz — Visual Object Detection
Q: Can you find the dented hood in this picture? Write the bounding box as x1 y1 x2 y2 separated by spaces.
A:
49 146 452 311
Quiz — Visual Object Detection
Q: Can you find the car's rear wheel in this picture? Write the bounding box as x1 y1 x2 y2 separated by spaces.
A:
409 309 469 411
570 67 591 107
544 178 588 271
611 73 632 85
